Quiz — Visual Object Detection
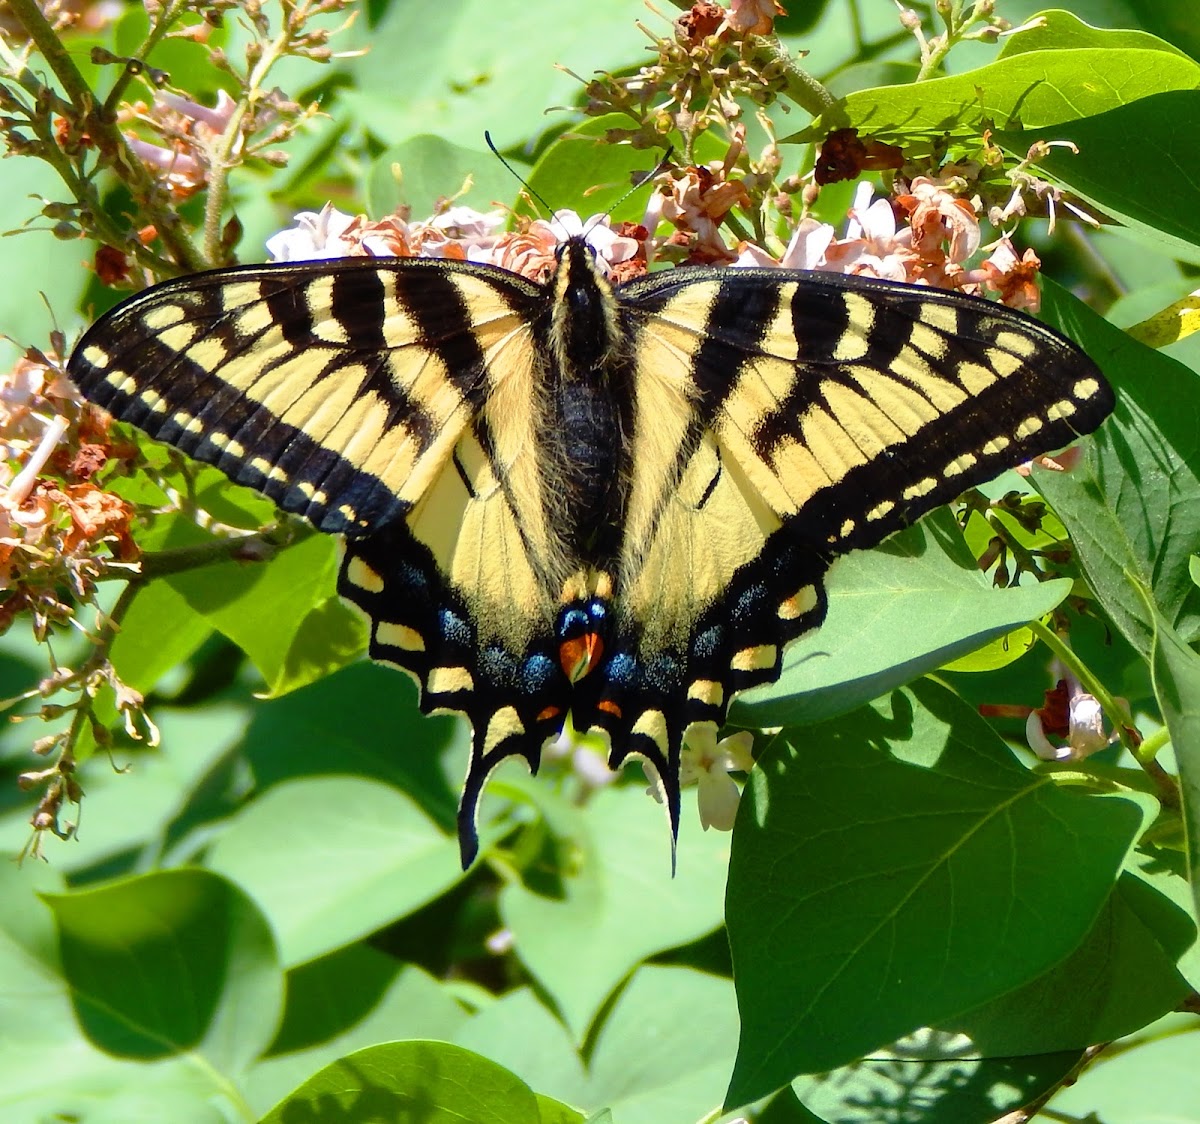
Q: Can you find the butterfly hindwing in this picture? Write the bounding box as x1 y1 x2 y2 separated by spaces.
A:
67 242 1113 868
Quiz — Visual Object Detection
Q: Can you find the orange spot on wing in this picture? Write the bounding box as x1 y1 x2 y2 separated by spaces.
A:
536 705 562 723
559 633 604 682
597 699 622 718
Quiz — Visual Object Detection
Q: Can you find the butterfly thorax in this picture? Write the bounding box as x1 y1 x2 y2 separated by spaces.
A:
543 238 631 561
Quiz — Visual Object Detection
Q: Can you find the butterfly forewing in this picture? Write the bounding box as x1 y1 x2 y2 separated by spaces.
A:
67 245 1113 868
70 258 546 537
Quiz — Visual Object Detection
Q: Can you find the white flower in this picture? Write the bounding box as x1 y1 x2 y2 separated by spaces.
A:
265 203 359 262
427 206 506 240
542 211 640 270
679 727 756 831
733 217 835 271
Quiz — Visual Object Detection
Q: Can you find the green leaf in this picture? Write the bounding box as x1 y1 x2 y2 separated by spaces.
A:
257 1041 544 1123
205 776 465 966
246 948 469 1115
536 1096 587 1123
367 133 520 221
794 1050 1081 1124
734 512 1072 727
757 1087 831 1124
109 579 213 694
1124 0 1200 59
1144 587 1200 925
993 91 1200 261
454 988 588 1109
164 532 364 697
793 47 1200 142
936 873 1192 1053
1126 844 1200 990
336 0 648 149
41 869 282 1067
997 8 1192 58
1044 1013 1200 1121
725 680 1153 1105
1035 281 1200 657
236 660 466 829
522 116 719 224
266 591 369 698
0 863 254 1123
500 784 728 1041
586 966 740 1124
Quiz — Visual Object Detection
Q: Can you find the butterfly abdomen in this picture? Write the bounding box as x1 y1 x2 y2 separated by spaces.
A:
540 239 635 559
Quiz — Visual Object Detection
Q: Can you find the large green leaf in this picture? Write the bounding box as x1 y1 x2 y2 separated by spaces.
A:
0 859 272 1122
109 579 214 694
994 90 1200 261
585 966 741 1124
997 8 1192 58
793 47 1200 142
734 512 1072 727
257 1041 570 1124
724 680 1153 1105
234 660 467 829
164 532 366 698
1036 281 1200 655
454 988 588 1110
246 949 469 1115
935 873 1192 1053
1126 843 1200 991
500 783 729 1041
205 776 465 966
42 869 282 1067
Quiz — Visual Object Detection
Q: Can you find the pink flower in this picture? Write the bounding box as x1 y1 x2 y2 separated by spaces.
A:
724 0 785 36
1026 674 1119 762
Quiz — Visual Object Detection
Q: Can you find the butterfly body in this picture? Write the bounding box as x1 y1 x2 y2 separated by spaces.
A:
68 235 1113 866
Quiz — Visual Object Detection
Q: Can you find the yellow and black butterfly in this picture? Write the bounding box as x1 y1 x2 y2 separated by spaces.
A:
67 233 1113 866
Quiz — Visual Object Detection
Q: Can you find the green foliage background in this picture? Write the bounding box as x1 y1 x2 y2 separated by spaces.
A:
2 1 1200 1121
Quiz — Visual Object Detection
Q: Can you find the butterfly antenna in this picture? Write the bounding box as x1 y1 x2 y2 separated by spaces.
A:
486 132 674 242
582 145 675 239
484 131 557 222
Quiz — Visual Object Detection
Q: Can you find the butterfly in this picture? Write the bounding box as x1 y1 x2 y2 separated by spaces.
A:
67 230 1113 866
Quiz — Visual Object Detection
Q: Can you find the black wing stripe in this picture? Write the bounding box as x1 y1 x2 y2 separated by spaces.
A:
262 275 316 348
331 267 389 351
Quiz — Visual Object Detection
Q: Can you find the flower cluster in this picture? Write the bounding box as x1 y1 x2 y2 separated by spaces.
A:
734 177 1043 311
266 202 648 283
121 88 242 201
575 0 791 156
0 346 137 638
0 343 155 859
